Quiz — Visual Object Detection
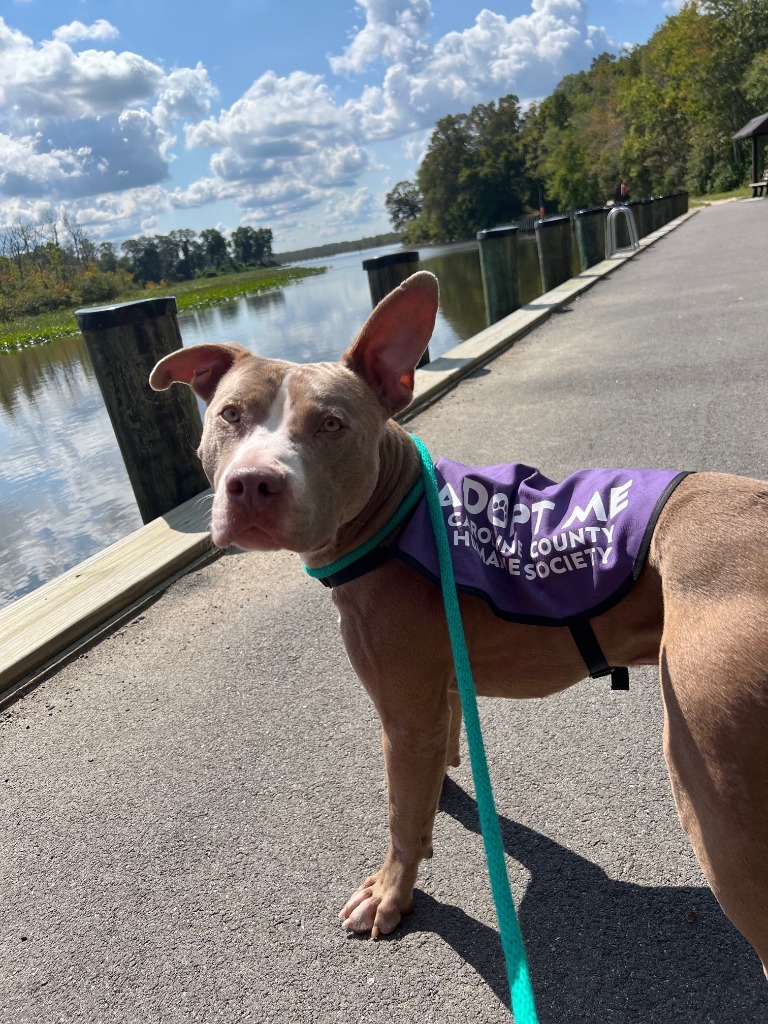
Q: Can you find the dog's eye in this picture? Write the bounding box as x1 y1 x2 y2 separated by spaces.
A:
321 416 342 433
220 405 240 424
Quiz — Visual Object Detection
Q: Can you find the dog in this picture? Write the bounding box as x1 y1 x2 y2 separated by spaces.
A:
150 270 768 978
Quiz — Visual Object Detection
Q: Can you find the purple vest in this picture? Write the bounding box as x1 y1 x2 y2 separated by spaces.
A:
396 459 686 625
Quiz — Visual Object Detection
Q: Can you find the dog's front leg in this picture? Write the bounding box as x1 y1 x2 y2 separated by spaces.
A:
339 700 452 937
335 569 454 938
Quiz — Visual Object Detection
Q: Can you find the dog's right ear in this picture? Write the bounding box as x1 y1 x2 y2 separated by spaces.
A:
149 342 252 403
342 271 439 416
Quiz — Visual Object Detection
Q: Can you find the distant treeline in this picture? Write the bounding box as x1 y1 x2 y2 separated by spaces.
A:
388 0 768 242
0 208 404 323
275 232 402 263
0 215 275 321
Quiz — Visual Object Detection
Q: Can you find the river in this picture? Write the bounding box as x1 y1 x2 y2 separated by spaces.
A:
0 237 546 610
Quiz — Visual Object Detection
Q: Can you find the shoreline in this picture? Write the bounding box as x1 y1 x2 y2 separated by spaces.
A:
0 265 326 352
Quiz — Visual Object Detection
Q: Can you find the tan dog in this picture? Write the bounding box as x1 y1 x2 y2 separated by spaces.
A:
150 271 768 978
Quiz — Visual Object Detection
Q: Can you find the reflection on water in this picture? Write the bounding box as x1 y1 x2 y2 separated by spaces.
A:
0 336 142 607
0 334 91 417
0 237 553 610
421 242 486 340
176 244 487 362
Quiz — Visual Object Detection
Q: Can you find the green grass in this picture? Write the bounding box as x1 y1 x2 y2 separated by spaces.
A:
689 186 751 206
0 265 326 352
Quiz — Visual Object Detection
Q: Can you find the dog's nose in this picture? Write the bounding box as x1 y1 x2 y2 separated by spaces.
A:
225 466 286 504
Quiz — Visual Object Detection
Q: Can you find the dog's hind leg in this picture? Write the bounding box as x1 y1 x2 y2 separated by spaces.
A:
659 599 768 978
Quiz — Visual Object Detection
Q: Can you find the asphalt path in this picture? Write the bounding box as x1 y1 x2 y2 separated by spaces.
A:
2 200 768 1023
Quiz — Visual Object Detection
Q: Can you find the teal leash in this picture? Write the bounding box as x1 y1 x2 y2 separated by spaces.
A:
413 434 539 1024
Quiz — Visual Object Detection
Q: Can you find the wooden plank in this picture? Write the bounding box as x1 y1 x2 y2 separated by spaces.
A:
0 491 215 693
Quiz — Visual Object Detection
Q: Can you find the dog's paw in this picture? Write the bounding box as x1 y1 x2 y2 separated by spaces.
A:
338 872 414 939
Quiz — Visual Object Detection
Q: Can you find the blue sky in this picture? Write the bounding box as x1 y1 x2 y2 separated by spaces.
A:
0 0 679 251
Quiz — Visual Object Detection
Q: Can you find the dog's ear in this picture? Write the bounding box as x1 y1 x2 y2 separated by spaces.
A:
149 342 252 403
342 271 439 416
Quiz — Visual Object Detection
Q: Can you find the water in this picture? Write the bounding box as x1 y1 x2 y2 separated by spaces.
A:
4 238 536 610
176 241 488 360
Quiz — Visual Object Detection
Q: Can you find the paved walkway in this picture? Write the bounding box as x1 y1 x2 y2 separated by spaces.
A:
2 200 768 1024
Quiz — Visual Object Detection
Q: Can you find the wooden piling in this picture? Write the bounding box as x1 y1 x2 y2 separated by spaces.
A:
362 251 420 307
626 200 644 240
574 208 608 271
639 199 654 237
476 225 520 324
651 197 665 232
76 296 210 524
656 196 669 227
535 215 572 292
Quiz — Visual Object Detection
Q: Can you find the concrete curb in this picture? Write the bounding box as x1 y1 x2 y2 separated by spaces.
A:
0 495 218 705
0 209 697 701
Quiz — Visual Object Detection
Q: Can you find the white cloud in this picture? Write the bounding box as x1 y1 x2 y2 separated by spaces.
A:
343 0 614 138
329 0 432 74
186 70 372 211
0 16 217 215
52 19 120 44
0 37 165 122
0 132 93 196
0 111 172 200
187 71 350 153
184 1 613 229
402 128 431 165
0 3 619 245
322 187 375 227
65 184 176 236
153 63 218 132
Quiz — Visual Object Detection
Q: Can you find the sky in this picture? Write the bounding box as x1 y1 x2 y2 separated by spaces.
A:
0 0 681 252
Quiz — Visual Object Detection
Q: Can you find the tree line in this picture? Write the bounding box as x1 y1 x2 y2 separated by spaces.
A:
387 0 768 242
0 213 274 321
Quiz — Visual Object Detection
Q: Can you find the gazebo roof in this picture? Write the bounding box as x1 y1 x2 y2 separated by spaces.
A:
732 112 768 142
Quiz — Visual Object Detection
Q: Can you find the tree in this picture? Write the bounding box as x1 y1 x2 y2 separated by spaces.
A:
255 227 273 264
62 211 96 266
521 57 626 211
615 0 768 193
97 242 118 274
231 226 273 266
743 49 768 107
414 96 533 240
169 229 204 279
458 96 532 226
1 220 37 281
199 227 231 271
417 113 473 240
121 237 164 284
385 181 422 231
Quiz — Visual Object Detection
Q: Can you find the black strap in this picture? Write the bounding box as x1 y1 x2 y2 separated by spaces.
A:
315 545 393 589
316 535 630 692
569 620 629 691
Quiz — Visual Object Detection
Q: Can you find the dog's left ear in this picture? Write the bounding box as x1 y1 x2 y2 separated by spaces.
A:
149 342 252 403
342 270 439 416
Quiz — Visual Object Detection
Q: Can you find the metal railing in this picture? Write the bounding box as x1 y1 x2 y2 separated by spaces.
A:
605 204 640 257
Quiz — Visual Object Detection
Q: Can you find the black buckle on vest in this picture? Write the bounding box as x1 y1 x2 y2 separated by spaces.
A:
568 621 629 690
